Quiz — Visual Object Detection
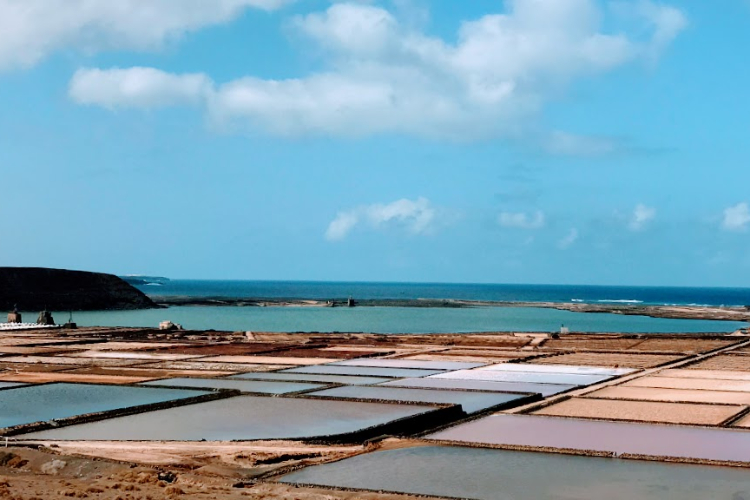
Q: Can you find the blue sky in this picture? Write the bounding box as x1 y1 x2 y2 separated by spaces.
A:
1 0 749 286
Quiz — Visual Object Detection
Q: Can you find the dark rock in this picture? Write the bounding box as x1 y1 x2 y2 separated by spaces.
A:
37 310 55 325
0 267 158 311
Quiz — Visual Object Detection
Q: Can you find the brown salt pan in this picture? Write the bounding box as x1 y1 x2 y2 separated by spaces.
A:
66 351 201 361
528 352 681 369
199 355 337 365
0 356 152 367
684 355 750 372
731 414 750 428
0 371 158 385
586 386 750 405
0 362 75 373
534 397 744 425
67 366 236 378
628 338 739 353
139 361 293 372
625 376 750 393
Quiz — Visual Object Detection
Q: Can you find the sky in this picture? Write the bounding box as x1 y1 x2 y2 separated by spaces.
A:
1 0 749 287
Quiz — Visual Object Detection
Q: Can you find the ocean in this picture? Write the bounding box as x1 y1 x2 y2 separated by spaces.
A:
44 281 750 334
137 280 750 307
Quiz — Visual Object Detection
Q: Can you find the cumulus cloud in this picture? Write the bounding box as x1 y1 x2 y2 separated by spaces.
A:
722 202 750 232
498 210 545 229
69 68 212 109
558 228 579 249
0 0 290 72
325 197 436 241
68 0 686 142
629 203 656 231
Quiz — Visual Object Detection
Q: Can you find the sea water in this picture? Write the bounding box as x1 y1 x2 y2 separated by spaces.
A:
137 280 750 307
45 305 747 333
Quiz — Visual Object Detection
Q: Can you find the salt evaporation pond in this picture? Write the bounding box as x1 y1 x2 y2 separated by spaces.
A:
382 377 574 397
140 377 326 394
230 372 394 386
478 364 635 376
23 396 438 441
0 383 210 429
0 382 25 390
280 445 750 500
431 369 613 386
428 414 750 463
282 365 444 378
307 386 532 414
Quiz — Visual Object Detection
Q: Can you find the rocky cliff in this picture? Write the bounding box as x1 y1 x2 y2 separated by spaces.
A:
0 267 157 311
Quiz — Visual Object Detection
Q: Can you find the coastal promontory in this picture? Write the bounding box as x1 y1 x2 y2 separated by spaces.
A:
0 267 157 311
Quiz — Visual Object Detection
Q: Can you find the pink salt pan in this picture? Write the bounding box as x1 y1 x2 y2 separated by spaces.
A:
625 376 750 393
534 397 744 425
586 386 750 405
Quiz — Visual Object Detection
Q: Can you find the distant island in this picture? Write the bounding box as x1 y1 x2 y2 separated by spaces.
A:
0 267 157 311
119 275 171 286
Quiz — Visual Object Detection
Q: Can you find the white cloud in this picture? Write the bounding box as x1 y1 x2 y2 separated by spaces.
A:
325 211 360 241
325 197 436 241
722 202 750 232
69 68 212 109
498 210 545 229
0 0 290 72
545 131 619 157
558 228 579 249
629 203 656 231
69 0 686 142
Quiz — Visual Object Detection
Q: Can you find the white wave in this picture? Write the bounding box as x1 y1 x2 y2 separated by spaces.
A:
596 299 644 304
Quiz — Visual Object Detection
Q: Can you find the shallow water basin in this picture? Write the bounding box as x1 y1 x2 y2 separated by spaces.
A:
140 377 325 394
22 396 439 441
306 385 533 413
281 365 445 378
279 444 750 499
200 356 337 365
478 363 635 376
427 414 750 464
430 369 611 386
330 359 485 370
0 382 25 390
0 383 210 430
230 372 394 386
380 377 570 397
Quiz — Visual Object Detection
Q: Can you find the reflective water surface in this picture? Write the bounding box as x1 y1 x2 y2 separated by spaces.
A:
23 395 437 441
281 445 750 500
0 383 209 429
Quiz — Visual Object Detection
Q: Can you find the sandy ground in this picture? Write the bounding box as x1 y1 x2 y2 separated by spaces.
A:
0 444 438 500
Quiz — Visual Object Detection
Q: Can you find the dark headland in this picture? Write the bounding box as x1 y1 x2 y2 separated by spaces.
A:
0 267 157 311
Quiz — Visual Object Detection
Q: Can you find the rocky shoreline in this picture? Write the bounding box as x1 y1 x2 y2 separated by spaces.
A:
149 295 750 323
